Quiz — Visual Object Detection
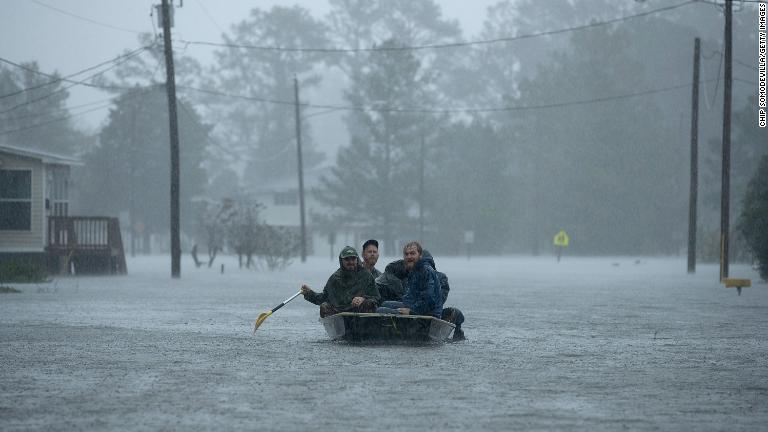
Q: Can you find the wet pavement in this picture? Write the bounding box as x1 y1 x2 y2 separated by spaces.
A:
1 255 766 431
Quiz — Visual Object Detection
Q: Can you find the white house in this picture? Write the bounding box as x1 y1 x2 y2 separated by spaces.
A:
0 144 126 275
0 144 79 254
245 165 371 260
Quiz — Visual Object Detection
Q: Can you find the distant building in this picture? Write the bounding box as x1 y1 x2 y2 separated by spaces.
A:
244 165 368 260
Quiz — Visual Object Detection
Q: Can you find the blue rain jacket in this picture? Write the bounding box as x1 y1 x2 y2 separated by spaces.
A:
402 257 443 318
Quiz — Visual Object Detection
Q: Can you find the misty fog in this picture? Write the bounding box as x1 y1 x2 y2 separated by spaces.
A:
1 0 766 259
2 3 768 430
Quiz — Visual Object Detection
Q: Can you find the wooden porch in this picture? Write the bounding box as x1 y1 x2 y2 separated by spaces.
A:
46 216 127 275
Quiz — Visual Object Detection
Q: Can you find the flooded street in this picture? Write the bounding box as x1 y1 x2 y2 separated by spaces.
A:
1 255 767 431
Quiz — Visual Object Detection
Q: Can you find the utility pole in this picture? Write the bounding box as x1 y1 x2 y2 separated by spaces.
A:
720 0 733 281
419 135 425 242
129 91 137 258
161 0 181 278
294 77 307 262
687 38 700 274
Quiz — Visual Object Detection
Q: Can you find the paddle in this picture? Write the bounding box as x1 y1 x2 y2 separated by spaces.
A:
253 291 302 332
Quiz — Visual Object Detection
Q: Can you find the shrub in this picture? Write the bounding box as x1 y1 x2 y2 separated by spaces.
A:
256 225 301 271
0 261 47 283
0 285 22 294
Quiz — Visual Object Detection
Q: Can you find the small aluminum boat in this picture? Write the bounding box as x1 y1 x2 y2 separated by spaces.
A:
319 312 455 343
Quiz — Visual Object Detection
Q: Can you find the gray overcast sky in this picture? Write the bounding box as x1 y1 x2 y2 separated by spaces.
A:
1 0 499 132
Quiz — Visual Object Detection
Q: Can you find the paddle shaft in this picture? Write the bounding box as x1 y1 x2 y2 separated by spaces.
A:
270 291 302 314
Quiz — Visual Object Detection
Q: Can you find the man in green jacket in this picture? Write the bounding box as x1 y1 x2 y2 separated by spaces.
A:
301 246 381 317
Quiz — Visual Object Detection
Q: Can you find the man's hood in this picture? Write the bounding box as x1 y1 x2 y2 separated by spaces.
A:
422 250 436 270
384 260 408 279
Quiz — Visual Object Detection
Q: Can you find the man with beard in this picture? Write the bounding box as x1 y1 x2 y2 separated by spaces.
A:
301 246 380 318
376 247 466 340
361 239 382 278
376 241 442 318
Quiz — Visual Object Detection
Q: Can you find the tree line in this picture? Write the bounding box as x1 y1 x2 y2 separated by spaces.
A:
1 0 765 262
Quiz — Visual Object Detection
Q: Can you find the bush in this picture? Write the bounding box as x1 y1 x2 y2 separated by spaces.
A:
256 225 301 271
738 155 768 280
0 261 47 283
696 228 752 264
0 285 22 294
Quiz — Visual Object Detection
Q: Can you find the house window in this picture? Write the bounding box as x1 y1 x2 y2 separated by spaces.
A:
0 169 32 230
274 191 298 206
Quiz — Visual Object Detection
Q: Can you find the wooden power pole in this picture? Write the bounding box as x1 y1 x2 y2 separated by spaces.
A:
720 0 733 280
161 0 181 278
294 77 307 262
688 38 700 274
419 135 425 243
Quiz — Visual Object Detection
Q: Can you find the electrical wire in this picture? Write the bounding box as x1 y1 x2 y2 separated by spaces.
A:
707 49 724 110
179 98 298 164
733 59 759 72
4 97 118 124
4 75 754 138
0 47 151 115
178 80 699 115
734 77 758 86
2 0 757 135
0 103 107 137
0 86 157 137
192 0 225 34
0 45 156 100
150 4 160 39
703 50 759 73
696 0 760 8
177 1 696 53
30 0 145 34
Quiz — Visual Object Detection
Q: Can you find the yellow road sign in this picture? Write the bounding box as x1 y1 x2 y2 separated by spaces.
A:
553 230 570 247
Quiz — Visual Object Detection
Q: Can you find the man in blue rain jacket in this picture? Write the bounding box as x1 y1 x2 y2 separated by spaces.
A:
376 241 442 318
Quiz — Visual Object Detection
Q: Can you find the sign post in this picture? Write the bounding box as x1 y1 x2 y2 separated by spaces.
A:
553 230 570 262
464 230 475 261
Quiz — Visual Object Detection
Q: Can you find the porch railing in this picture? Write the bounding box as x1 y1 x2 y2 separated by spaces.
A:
47 216 127 274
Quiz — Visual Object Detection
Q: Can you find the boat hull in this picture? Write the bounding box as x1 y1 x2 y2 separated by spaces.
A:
319 312 455 343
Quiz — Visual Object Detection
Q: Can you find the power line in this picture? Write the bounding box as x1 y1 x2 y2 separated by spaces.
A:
2 85 164 125
4 97 116 124
0 103 107 137
0 47 151 115
696 0 762 6
0 86 157 137
0 45 156 100
712 48 724 109
734 78 758 86
734 59 758 72
30 0 144 34
6 77 756 138
192 0 225 34
178 1 696 53
178 80 700 115
180 97 300 163
703 50 758 72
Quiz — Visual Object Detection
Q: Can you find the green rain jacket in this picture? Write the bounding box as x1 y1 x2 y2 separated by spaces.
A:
304 249 381 308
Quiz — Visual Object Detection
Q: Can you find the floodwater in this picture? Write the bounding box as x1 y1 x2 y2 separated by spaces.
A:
1 255 766 431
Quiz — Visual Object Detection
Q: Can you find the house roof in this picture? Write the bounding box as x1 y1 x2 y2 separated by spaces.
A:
0 144 82 166
247 164 334 194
